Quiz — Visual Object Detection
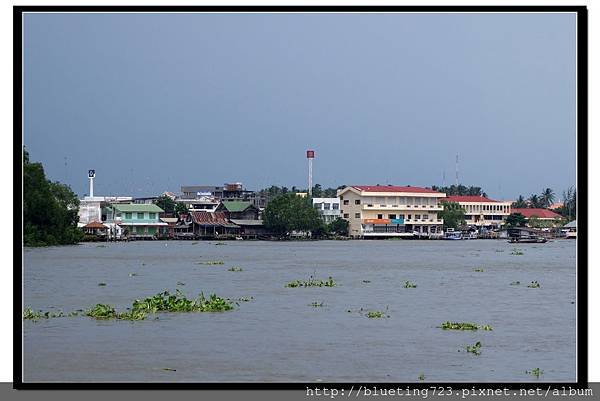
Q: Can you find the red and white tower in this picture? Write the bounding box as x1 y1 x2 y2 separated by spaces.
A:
307 150 315 196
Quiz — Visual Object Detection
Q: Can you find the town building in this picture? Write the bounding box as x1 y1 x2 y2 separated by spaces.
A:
180 183 266 208
511 208 563 226
337 185 446 238
103 203 167 239
216 200 260 220
445 195 512 229
312 197 341 223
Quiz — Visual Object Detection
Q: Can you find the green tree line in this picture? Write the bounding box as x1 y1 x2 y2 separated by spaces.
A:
24 149 83 246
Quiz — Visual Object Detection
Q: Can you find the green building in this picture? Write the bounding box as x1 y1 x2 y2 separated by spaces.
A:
104 203 167 239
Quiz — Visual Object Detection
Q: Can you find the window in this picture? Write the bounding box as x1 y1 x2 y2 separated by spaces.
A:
137 212 144 219
423 214 429 220
377 214 383 219
408 214 412 220
399 214 405 219
415 214 421 220
343 200 349 205
355 213 361 218
389 214 396 219
332 203 339 210
116 213 122 218
355 199 361 205
149 212 156 219
343 213 349 218
125 212 132 219
324 203 331 210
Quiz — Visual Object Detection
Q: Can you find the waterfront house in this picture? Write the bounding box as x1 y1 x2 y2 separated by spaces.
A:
82 221 108 237
511 208 563 227
216 200 260 220
312 197 341 223
337 185 446 238
189 211 240 238
104 203 167 239
445 195 512 229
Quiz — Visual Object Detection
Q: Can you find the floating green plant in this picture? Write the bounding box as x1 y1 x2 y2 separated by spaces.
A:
162 368 177 372
511 248 524 256
176 281 185 286
403 281 417 288
98 282 107 286
362 280 371 283
85 304 118 319
199 260 225 265
228 296 253 302
366 310 388 319
228 266 243 272
527 281 540 288
285 276 336 288
191 242 199 245
418 373 425 381
526 368 543 379
96 244 107 248
473 268 484 272
22 307 64 320
439 321 493 331
214 242 226 246
131 290 234 313
464 341 482 356
309 301 325 307
510 281 521 286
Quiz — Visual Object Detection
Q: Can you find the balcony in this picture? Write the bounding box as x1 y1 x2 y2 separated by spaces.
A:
362 204 443 211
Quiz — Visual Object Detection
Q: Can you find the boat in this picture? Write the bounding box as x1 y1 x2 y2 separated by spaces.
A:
235 236 243 240
507 227 548 243
444 229 463 240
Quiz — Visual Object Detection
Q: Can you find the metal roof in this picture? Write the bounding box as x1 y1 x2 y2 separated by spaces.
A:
189 211 239 228
112 203 164 213
230 219 264 226
564 220 576 228
220 200 253 212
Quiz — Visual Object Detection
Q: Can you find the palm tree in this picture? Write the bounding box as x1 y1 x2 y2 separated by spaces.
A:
540 188 555 208
512 195 527 208
528 194 542 208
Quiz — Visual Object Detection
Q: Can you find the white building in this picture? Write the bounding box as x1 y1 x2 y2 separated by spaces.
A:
312 197 341 223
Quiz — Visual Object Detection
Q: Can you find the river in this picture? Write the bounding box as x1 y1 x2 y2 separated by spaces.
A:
23 239 577 382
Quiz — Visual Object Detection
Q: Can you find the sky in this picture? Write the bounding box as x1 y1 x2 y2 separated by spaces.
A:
23 12 577 200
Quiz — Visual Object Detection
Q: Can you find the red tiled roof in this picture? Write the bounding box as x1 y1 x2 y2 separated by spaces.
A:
83 221 106 229
189 211 238 227
352 185 442 194
446 195 499 203
512 208 562 219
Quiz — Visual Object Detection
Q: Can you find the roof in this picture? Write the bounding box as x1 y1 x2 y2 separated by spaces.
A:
352 185 443 194
445 195 499 203
112 203 164 213
220 200 253 212
511 208 562 219
189 211 239 228
564 220 576 228
83 221 107 229
230 219 264 226
160 217 179 224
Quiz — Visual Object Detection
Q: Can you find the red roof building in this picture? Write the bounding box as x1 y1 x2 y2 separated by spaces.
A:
511 208 562 220
351 185 442 194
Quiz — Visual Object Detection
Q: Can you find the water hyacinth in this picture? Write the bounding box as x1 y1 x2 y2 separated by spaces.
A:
131 290 234 313
527 281 541 288
285 275 336 288
439 321 493 331
403 281 417 288
22 307 64 320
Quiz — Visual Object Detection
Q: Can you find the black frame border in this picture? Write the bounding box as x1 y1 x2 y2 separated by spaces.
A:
13 4 588 390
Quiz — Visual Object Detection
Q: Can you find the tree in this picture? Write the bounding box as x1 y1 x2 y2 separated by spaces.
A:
506 213 527 227
540 188 555 208
328 218 349 236
528 194 542 208
556 187 576 220
263 193 324 237
174 202 188 215
512 195 527 209
154 194 176 214
438 201 465 229
24 148 83 246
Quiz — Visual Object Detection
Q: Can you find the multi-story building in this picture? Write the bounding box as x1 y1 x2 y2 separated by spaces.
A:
104 203 167 239
445 195 512 229
312 197 341 223
337 185 446 238
180 183 266 208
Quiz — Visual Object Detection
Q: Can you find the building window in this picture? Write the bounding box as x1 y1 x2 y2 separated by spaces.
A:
137 212 144 219
324 203 331 210
355 199 361 205
423 214 429 220
408 214 412 220
343 200 349 205
149 212 156 219
332 203 339 210
125 212 132 219
377 214 383 219
355 213 360 218
343 213 349 218
399 214 405 219
415 214 421 220
389 214 396 219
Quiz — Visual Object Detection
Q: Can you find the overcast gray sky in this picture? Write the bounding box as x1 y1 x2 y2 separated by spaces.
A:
23 12 576 200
